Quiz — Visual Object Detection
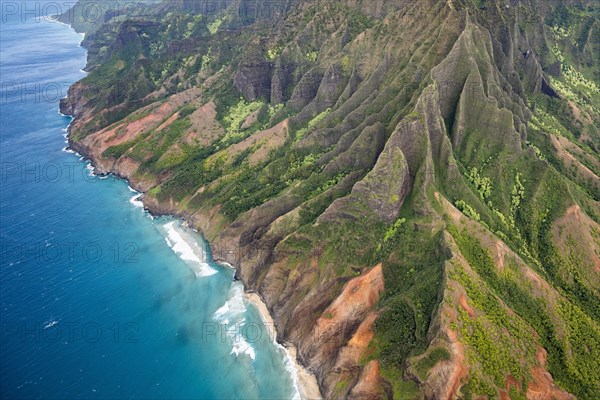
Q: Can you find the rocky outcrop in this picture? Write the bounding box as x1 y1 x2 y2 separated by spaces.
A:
59 81 91 118
234 52 272 101
302 265 384 398
288 68 324 111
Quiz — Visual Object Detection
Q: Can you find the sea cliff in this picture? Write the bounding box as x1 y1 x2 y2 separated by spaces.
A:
61 0 600 398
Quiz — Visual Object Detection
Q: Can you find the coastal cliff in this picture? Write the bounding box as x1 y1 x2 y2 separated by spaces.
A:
61 0 600 398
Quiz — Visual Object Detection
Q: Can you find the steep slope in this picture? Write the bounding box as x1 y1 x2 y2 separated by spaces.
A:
61 0 600 398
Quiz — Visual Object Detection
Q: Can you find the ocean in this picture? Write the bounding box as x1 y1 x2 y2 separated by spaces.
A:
0 4 298 399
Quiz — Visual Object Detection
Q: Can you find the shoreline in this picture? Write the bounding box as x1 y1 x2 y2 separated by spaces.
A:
56 17 324 400
66 141 325 399
244 292 322 400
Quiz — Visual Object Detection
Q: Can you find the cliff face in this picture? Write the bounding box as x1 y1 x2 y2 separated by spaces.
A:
62 0 600 398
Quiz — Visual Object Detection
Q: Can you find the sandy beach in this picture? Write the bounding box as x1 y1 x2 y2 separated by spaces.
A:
245 292 323 400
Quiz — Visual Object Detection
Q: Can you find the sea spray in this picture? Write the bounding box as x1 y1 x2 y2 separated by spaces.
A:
163 222 217 278
127 186 144 209
244 295 303 400
213 284 257 360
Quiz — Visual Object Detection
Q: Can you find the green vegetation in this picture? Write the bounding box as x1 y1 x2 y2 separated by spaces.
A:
306 51 318 62
294 108 332 141
510 173 525 227
219 99 264 146
413 347 451 380
449 225 600 398
551 45 599 93
467 167 492 200
383 218 406 243
374 220 445 371
380 367 419 400
267 46 283 61
64 0 600 398
201 48 213 71
455 200 480 221
103 137 141 159
207 17 225 35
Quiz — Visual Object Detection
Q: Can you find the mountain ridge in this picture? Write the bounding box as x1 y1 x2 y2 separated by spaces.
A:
60 0 600 398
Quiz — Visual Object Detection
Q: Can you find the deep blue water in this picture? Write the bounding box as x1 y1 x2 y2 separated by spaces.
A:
0 5 297 399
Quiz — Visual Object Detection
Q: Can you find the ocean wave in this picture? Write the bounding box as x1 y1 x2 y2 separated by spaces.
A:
129 194 144 208
248 301 301 399
128 186 144 209
85 163 96 177
44 320 58 329
279 345 302 399
214 284 256 360
163 222 216 278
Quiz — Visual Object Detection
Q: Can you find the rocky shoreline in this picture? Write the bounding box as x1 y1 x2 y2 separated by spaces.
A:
54 0 600 397
245 291 322 400
58 10 327 395
65 118 325 400
65 122 388 399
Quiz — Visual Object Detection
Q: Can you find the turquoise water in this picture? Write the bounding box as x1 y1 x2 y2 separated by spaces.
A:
0 6 297 399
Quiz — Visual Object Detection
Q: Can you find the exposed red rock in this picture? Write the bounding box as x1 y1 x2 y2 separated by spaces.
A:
459 293 475 318
527 347 575 400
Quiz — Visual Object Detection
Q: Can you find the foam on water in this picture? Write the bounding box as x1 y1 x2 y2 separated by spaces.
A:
127 186 144 209
43 320 58 329
214 284 256 360
246 302 302 399
129 194 143 208
279 344 302 400
0 13 299 399
163 222 217 277
85 163 95 176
